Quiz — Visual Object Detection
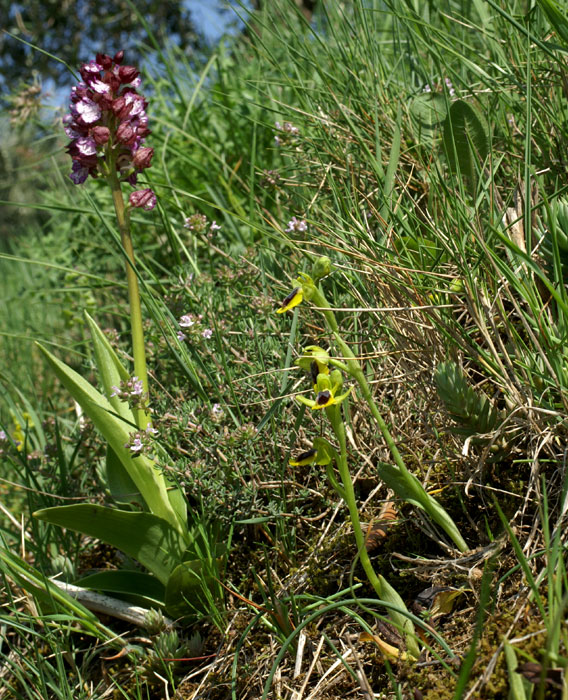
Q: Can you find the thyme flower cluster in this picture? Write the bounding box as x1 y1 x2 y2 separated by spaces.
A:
274 120 300 146
110 375 148 410
177 313 213 342
126 425 158 455
183 213 221 236
63 51 156 209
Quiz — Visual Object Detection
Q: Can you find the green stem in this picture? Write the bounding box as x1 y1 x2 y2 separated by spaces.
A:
312 285 468 553
107 170 151 430
327 405 419 658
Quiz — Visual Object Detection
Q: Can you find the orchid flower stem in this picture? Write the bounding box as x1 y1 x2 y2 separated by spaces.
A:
312 285 468 553
108 171 151 430
327 406 419 658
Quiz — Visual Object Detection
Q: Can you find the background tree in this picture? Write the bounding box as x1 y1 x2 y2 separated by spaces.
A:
0 0 205 101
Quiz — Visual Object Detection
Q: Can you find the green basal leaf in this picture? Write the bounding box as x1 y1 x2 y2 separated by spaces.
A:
105 445 145 506
377 462 467 552
85 312 134 425
35 504 186 585
409 93 447 147
36 343 187 535
536 0 568 46
165 559 216 618
76 570 165 608
395 235 446 270
443 99 489 184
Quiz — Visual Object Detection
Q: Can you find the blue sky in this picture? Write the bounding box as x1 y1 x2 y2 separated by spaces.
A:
185 0 251 44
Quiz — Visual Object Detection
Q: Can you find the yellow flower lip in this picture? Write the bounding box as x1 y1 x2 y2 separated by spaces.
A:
277 286 303 314
289 448 317 466
314 390 333 408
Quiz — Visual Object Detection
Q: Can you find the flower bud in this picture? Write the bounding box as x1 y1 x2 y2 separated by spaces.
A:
96 53 113 70
316 373 331 392
312 256 332 282
118 65 140 84
136 124 151 139
132 146 154 170
113 50 125 65
129 188 156 211
116 122 136 145
112 96 132 120
91 125 110 145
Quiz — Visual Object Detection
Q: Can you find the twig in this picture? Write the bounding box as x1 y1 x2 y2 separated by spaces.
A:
293 635 325 700
49 579 173 629
294 631 308 679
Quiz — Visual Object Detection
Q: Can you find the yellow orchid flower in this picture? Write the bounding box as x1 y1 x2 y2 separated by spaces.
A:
289 448 317 466
289 439 334 466
276 286 303 314
296 373 352 410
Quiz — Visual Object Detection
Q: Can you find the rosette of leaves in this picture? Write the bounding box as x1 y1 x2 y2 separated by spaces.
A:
435 361 505 439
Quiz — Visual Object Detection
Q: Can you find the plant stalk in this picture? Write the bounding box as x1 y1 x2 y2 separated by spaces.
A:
108 170 151 429
327 404 419 658
312 285 468 553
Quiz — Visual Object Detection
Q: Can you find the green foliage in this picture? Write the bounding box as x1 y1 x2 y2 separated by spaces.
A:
409 93 448 148
435 361 504 438
37 343 185 532
539 197 568 284
77 570 165 608
442 99 489 187
34 504 186 585
535 0 568 46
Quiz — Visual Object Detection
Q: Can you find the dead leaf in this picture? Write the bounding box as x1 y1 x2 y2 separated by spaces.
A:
359 631 407 661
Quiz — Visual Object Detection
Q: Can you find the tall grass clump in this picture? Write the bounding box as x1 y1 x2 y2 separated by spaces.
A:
2 0 568 697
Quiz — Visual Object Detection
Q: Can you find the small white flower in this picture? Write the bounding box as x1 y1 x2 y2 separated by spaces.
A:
129 436 144 453
285 217 308 233
202 328 213 339
179 314 194 328
130 377 144 395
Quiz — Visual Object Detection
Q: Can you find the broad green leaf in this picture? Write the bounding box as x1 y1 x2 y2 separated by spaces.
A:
377 462 467 552
380 106 401 224
536 0 568 46
443 99 489 183
376 462 425 510
165 559 216 618
395 235 446 270
167 477 189 527
85 312 134 424
105 445 145 506
408 93 447 147
76 570 165 608
376 573 420 659
35 504 186 584
36 343 185 535
504 643 532 700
